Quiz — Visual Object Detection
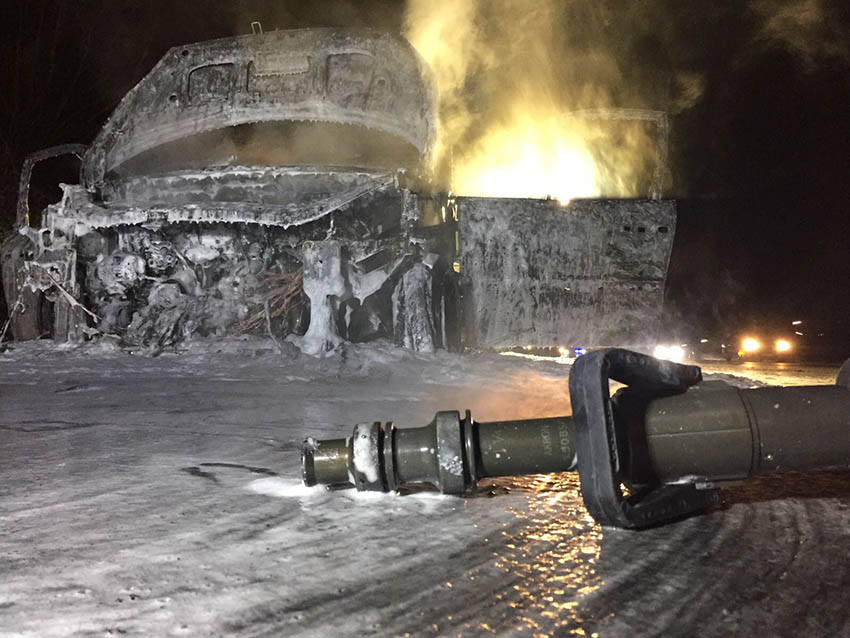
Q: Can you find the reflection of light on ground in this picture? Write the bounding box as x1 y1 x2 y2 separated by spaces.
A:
500 351 575 365
458 371 573 423
476 473 604 635
699 361 839 387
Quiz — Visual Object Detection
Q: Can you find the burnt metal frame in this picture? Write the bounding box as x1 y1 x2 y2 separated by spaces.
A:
16 144 87 230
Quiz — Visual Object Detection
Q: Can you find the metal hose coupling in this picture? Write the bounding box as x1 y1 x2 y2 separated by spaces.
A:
301 411 577 494
302 349 850 529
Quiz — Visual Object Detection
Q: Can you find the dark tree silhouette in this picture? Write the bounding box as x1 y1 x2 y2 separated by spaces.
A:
0 1 162 231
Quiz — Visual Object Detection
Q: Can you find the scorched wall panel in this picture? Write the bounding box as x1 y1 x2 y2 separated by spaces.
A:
458 197 676 349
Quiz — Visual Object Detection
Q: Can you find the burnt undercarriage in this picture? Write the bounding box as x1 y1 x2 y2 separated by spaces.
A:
3 166 459 355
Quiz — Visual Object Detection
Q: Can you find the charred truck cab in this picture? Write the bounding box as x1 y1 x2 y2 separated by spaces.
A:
2 28 676 355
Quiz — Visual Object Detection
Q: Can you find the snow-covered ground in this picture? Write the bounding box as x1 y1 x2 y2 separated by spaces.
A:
1 339 849 637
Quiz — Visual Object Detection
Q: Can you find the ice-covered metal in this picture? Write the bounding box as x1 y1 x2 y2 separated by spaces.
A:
82 29 436 187
2 27 678 356
57 168 397 229
458 197 676 349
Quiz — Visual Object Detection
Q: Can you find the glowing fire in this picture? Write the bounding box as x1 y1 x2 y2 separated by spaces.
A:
404 0 660 204
452 117 601 202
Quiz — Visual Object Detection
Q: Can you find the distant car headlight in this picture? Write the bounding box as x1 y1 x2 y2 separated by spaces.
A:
741 337 761 353
653 344 685 363
775 339 792 353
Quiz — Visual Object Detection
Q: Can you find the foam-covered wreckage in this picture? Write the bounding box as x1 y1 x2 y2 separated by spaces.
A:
2 28 676 355
2 29 454 355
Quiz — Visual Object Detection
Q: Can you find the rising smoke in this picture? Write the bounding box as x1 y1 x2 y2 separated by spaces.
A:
403 0 848 202
404 0 675 201
752 0 850 70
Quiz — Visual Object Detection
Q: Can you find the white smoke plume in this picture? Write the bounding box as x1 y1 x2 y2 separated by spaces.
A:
751 0 850 69
404 0 672 201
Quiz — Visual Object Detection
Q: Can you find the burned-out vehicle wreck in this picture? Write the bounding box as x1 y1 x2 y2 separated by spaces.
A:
2 28 676 355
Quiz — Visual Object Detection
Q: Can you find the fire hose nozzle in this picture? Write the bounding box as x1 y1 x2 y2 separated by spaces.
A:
302 349 850 529
301 411 577 495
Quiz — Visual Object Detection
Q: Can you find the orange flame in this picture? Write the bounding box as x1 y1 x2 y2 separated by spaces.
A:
452 115 601 202
405 0 662 203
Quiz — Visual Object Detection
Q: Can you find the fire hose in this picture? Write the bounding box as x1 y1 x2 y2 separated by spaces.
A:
301 349 850 528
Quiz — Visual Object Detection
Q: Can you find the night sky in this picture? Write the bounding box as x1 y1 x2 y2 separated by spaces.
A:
1 1 848 352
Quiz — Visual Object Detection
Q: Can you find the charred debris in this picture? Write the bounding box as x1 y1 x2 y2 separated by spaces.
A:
1 28 676 356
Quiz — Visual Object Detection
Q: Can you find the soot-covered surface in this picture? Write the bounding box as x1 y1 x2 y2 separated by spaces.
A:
458 198 676 349
1 340 848 637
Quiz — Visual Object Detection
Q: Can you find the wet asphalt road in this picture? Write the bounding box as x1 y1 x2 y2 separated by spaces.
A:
1 342 848 637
